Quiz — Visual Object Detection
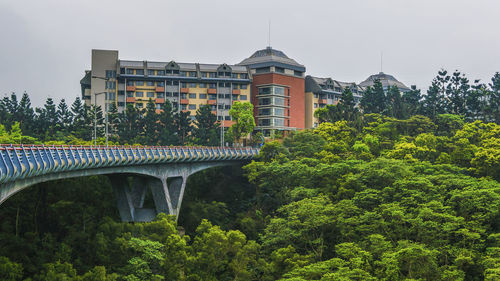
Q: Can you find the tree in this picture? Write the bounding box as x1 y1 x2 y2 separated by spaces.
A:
173 110 192 145
140 99 159 145
157 101 177 146
17 92 35 135
193 104 220 146
57 99 74 134
446 70 470 116
386 86 404 119
228 101 255 144
360 79 386 115
422 80 445 120
402 85 422 117
117 104 141 144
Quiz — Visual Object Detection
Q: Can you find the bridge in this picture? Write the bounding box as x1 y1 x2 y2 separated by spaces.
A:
0 145 259 222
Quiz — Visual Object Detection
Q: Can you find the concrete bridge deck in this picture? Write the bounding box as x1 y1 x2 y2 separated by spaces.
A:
0 145 259 221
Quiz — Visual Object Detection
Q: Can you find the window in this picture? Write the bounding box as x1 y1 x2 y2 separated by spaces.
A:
199 94 207 99
156 104 161 109
218 116 223 121
136 81 144 86
225 83 231 88
157 93 164 98
105 70 116 78
188 71 196 77
224 105 231 110
208 83 216 89
127 80 134 86
157 81 164 87
136 103 144 108
200 72 208 77
241 84 248 89
120 68 125 74
180 71 187 77
210 105 216 111
259 108 271 116
256 67 270 73
231 73 239 78
118 102 125 107
259 98 271 105
148 69 155 76
127 92 134 97
209 72 216 78
136 92 144 97
218 71 224 77
208 94 216 100
181 93 187 99
275 108 285 116
105 81 115 89
275 87 285 95
146 81 154 86
188 83 197 88
240 95 247 101
314 103 318 108
224 94 231 99
181 82 187 88
166 92 172 97
188 104 196 110
218 104 224 109
136 69 144 75
275 97 285 106
173 81 179 86
106 92 116 100
232 95 238 100
232 84 239 89
189 93 196 99
275 67 285 73
126 69 134 75
240 73 247 79
294 70 302 77
118 90 125 96
218 94 225 99
225 116 231 120
173 92 179 97
258 119 271 126
181 104 187 110
274 118 285 126
199 83 206 88
147 92 155 98
157 70 165 76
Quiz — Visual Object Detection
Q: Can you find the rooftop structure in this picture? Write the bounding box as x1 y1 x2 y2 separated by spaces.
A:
359 72 410 92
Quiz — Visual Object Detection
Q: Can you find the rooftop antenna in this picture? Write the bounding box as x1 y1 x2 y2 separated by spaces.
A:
268 20 271 48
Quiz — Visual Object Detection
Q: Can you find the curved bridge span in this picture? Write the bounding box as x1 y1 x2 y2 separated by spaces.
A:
0 145 259 222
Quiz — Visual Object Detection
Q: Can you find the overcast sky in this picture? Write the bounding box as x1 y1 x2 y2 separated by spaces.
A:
1 0 499 106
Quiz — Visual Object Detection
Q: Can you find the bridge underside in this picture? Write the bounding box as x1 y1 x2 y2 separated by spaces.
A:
0 161 234 222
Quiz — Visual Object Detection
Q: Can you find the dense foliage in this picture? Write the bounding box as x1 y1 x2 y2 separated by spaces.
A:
0 69 499 280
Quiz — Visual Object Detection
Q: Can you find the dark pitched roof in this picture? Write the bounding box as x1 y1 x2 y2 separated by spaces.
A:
238 47 305 71
359 72 410 91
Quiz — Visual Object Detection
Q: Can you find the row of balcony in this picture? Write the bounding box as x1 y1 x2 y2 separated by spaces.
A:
124 98 242 105
124 86 242 95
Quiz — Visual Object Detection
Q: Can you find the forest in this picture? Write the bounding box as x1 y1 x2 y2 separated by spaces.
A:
0 69 499 280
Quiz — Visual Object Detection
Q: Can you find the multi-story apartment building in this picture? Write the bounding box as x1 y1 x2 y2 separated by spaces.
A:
82 49 252 127
304 76 365 128
81 48 412 136
238 47 306 137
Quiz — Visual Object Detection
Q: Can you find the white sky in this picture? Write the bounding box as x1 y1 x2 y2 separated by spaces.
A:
1 0 499 106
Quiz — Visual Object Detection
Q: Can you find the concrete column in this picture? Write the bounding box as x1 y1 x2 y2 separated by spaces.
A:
109 175 134 222
109 175 157 222
168 176 187 217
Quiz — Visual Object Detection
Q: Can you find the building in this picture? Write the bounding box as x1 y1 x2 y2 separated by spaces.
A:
238 47 306 136
82 49 252 127
305 76 364 128
359 72 410 93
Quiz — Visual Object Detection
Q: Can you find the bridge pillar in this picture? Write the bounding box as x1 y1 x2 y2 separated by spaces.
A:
109 174 187 222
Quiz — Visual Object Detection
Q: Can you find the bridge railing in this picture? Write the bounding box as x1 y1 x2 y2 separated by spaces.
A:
0 145 259 184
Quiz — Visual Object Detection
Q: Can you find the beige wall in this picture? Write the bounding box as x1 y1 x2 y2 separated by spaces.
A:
305 91 314 129
90 49 118 110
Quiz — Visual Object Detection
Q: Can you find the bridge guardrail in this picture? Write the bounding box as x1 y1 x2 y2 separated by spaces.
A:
0 145 259 184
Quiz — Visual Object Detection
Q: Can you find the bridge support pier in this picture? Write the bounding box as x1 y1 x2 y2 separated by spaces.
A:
109 174 187 222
